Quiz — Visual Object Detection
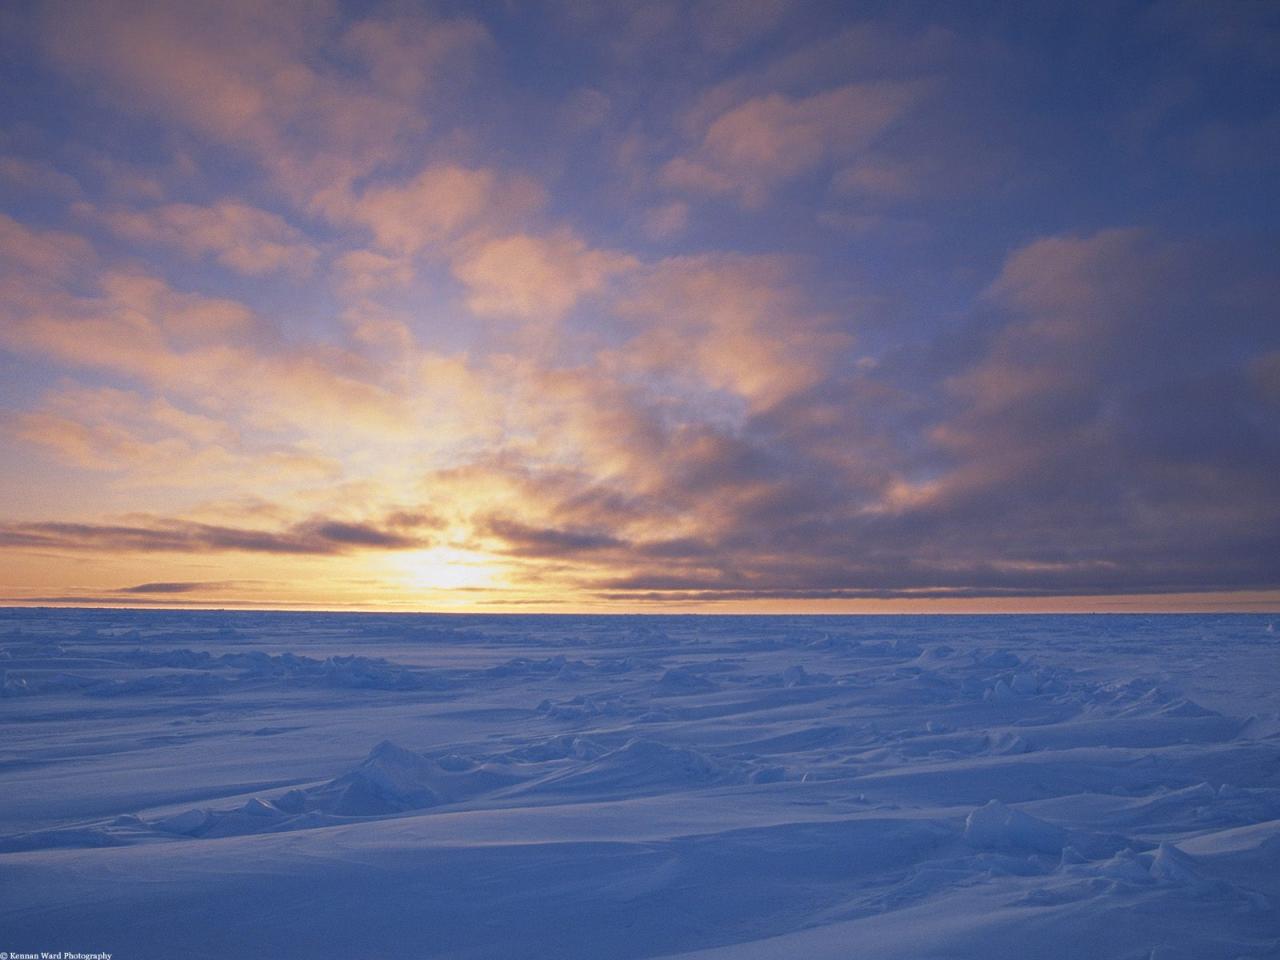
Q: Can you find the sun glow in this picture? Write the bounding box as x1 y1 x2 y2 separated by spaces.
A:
390 546 506 594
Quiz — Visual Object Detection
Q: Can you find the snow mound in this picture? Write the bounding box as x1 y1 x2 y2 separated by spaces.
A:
841 638 923 658
92 648 441 692
1148 841 1206 887
487 655 580 678
975 650 1021 669
985 731 1034 755
1089 848 1153 884
754 664 833 687
1239 713 1280 739
239 797 279 817
532 738 735 795
317 656 428 690
536 694 624 721
319 741 446 815
0 826 126 853
1084 677 1218 719
504 734 606 763
1010 671 1040 695
288 741 521 817
153 807 215 836
591 656 654 674
963 799 1066 854
915 644 956 664
654 667 717 695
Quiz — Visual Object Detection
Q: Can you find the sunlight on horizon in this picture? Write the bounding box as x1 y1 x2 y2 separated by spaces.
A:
389 546 509 596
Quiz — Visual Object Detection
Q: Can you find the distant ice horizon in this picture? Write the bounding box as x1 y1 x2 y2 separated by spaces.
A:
4 602 1279 616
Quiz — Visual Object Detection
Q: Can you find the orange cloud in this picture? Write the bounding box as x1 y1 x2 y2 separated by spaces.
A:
642 201 690 239
0 213 94 281
41 0 492 205
94 201 319 276
340 14 492 100
0 514 432 556
453 229 636 322
8 385 343 488
334 250 416 297
615 255 846 408
334 165 544 255
2 265 416 448
831 159 925 200
664 82 921 205
0 155 82 198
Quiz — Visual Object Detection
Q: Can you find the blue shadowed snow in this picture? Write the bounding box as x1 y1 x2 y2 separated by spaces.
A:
1 610 1278 959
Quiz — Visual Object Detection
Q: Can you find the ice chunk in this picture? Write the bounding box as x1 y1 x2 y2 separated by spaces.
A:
1093 848 1153 883
655 667 716 695
963 799 1066 854
1149 841 1211 892
153 808 213 836
1010 671 1039 695
986 679 1017 701
324 741 445 815
781 665 811 687
531 738 733 795
240 798 278 817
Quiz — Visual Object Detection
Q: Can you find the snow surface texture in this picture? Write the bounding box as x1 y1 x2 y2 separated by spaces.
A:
1 610 1278 959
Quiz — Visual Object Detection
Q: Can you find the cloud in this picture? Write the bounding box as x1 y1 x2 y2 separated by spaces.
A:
453 229 636 321
117 581 229 594
755 21 965 90
663 82 921 205
886 229 1280 591
39 0 492 202
3 269 252 385
374 228 1277 603
831 159 924 200
0 213 94 281
5 4 1279 609
334 165 545 256
549 0 798 68
483 517 625 557
1 267 416 444
614 254 846 408
558 88 612 131
1146 0 1280 66
334 250 416 297
0 515 430 555
8 385 343 487
690 0 798 54
642 201 689 239
339 14 492 100
94 201 319 276
1252 351 1280 402
0 155 82 198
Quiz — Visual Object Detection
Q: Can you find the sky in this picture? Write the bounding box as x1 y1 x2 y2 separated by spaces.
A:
0 0 1278 613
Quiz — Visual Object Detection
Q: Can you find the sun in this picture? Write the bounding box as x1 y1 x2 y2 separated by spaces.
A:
388 546 505 593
